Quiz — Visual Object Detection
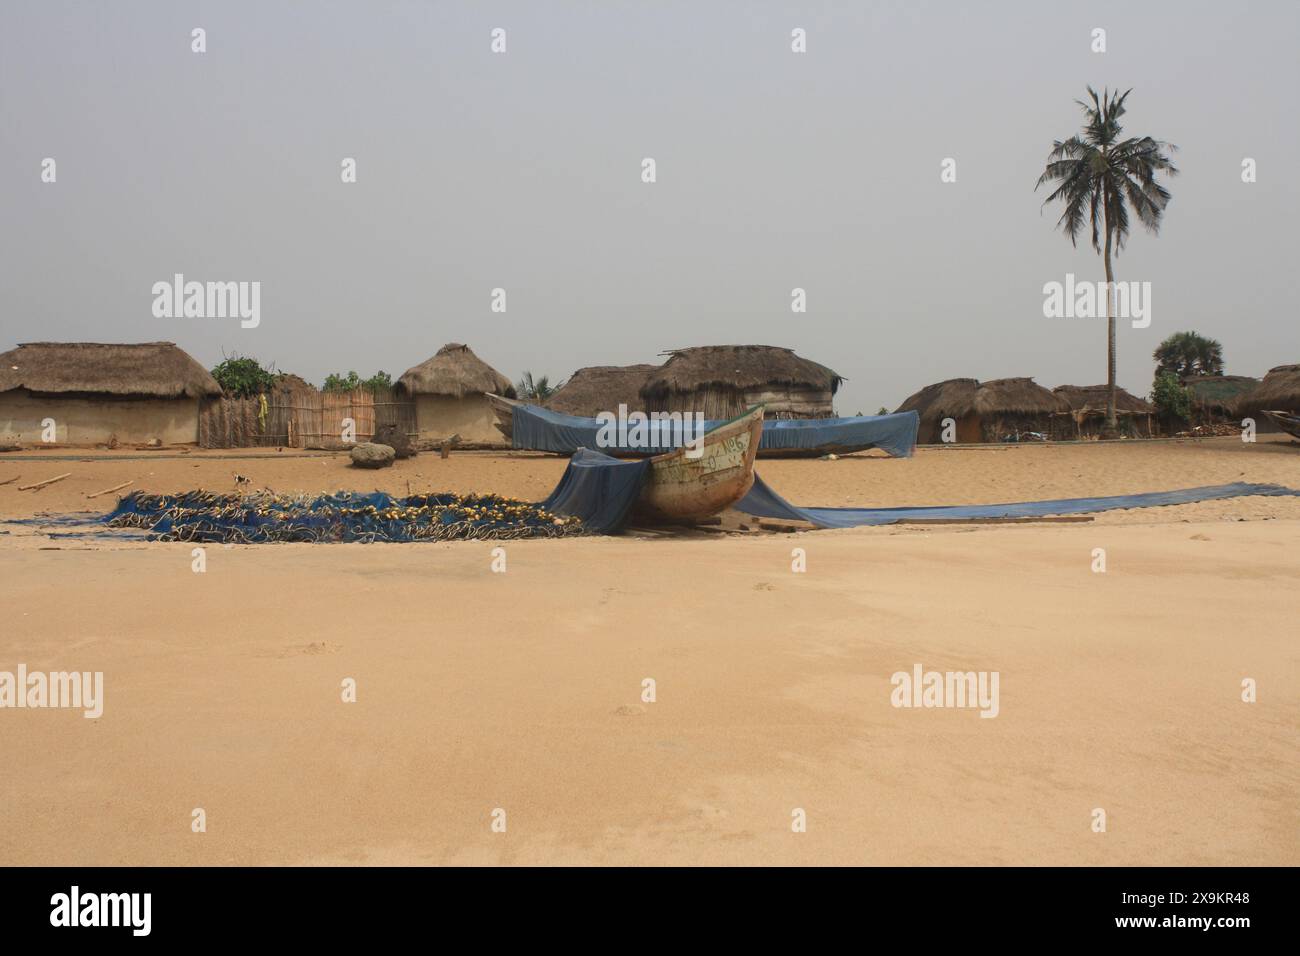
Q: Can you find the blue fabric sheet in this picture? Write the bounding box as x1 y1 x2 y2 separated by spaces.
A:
511 402 919 459
734 475 1300 529
538 448 650 531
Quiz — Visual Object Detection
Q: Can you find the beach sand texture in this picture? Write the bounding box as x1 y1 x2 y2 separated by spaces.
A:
1 435 1297 865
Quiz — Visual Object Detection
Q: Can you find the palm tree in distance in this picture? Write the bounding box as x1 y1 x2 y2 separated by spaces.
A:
1036 87 1178 434
516 371 563 403
1153 331 1224 381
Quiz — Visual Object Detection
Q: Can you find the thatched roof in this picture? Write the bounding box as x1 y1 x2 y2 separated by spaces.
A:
640 345 842 400
547 364 658 416
1183 375 1259 411
398 343 516 398
0 342 220 398
1236 365 1300 415
1054 384 1155 415
896 377 1066 418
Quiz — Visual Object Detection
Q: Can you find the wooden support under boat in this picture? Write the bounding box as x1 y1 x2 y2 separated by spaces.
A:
631 405 765 523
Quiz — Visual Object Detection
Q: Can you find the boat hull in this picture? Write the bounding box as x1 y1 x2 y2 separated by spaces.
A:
1262 410 1300 440
631 406 764 523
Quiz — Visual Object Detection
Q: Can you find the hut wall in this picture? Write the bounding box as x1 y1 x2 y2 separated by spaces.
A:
918 413 980 444
414 394 503 444
0 390 199 444
977 413 1056 443
654 386 834 421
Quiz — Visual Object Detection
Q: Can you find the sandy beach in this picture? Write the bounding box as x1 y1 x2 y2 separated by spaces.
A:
2 435 1297 866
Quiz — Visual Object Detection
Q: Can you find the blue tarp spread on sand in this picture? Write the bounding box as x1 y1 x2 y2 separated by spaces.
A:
539 448 651 531
734 475 1300 528
511 403 919 458
534 448 1300 531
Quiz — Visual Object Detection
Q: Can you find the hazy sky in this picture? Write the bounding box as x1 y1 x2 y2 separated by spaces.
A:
2 1 1297 413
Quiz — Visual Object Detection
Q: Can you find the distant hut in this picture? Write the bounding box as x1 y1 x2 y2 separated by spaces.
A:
1235 365 1300 429
1052 385 1156 438
1183 375 1260 424
0 341 220 445
1222 366 1294 418
547 364 658 417
895 377 1067 443
397 343 515 445
639 345 842 420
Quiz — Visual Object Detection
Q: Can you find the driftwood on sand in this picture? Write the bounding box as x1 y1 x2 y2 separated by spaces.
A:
18 472 71 491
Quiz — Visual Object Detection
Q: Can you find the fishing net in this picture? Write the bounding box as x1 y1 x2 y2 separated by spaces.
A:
104 490 589 543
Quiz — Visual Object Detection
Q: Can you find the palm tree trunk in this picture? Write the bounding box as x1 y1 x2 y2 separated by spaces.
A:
1103 214 1118 435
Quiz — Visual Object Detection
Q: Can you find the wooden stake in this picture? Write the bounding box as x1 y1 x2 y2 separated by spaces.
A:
17 472 70 491
86 479 134 499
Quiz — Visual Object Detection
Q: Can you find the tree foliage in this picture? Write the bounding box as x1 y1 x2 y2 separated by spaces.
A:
210 355 278 398
517 371 563 402
1150 371 1192 420
1153 331 1224 380
322 370 393 393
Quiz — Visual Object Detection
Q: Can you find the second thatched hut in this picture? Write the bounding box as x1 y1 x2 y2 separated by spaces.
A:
546 364 659 417
1235 365 1300 420
1052 384 1156 438
895 377 1067 443
638 345 843 420
397 343 515 446
1183 375 1260 425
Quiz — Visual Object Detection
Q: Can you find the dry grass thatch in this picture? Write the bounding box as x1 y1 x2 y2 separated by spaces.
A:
1053 384 1155 416
0 341 220 398
547 364 658 416
398 343 516 399
1236 364 1300 415
1183 375 1259 412
639 345 843 401
896 377 1066 418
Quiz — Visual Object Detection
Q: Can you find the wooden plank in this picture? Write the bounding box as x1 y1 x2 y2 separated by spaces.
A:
18 472 71 491
86 480 134 499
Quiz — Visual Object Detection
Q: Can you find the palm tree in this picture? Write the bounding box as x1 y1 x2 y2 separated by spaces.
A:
1153 331 1224 380
1036 87 1178 434
516 371 564 402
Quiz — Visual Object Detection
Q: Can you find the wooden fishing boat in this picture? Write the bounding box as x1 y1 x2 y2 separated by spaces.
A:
631 405 765 523
1262 410 1300 440
485 392 520 442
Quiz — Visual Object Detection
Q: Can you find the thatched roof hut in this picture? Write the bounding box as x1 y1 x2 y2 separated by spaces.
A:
398 343 515 399
0 342 219 445
1053 384 1155 416
0 341 220 398
1052 384 1155 438
639 345 843 419
1234 366 1300 416
547 364 658 417
397 343 515 446
1183 375 1259 420
895 377 1066 443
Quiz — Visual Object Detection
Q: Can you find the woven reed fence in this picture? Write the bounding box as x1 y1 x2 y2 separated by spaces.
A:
200 386 416 449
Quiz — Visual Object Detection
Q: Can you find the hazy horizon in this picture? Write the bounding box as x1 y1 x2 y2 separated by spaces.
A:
2 1 1297 413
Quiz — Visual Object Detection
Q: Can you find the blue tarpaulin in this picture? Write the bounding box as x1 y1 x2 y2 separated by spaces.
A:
510 402 918 458
539 449 650 532
734 475 1300 528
